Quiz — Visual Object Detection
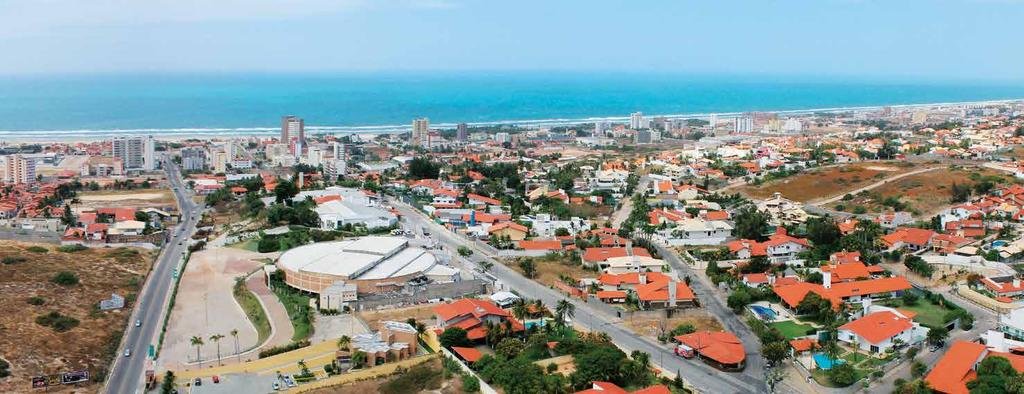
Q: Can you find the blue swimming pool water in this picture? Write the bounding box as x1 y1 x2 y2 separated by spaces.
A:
813 353 845 370
524 320 546 329
750 305 777 321
993 240 1008 247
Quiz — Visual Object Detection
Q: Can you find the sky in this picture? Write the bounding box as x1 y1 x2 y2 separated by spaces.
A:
3 0 1024 80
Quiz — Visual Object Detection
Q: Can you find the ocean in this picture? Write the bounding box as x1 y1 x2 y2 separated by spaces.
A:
1 72 1023 139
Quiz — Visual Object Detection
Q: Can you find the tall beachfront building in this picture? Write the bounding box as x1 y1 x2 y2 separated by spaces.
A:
456 123 468 142
281 115 304 144
629 112 644 130
412 118 430 146
0 154 36 184
111 135 154 171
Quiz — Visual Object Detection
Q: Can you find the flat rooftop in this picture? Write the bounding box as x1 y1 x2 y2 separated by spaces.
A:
277 236 434 280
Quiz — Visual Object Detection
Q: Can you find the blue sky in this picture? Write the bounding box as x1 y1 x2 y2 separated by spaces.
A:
3 0 1023 80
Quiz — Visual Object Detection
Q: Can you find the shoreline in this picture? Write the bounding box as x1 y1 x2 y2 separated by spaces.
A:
2 97 1021 144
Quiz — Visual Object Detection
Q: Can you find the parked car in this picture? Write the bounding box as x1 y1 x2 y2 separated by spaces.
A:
674 344 694 359
124 349 131 357
272 382 280 391
135 319 142 327
194 378 202 386
212 375 220 384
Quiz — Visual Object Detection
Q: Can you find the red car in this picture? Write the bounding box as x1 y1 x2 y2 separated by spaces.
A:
212 376 220 384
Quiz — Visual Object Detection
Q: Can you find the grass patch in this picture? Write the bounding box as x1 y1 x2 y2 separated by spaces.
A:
269 276 313 341
879 299 956 328
26 246 49 253
58 244 88 253
228 239 260 252
35 311 80 332
810 367 870 388
770 320 817 339
233 277 271 345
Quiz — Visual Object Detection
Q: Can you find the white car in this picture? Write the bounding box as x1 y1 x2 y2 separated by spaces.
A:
124 348 131 357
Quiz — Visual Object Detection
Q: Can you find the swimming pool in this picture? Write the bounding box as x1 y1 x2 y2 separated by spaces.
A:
993 240 1008 248
524 320 547 329
813 353 845 370
749 305 777 321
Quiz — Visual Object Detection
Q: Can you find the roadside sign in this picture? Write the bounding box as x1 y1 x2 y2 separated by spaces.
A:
148 344 155 358
46 374 61 386
62 370 89 384
31 376 47 388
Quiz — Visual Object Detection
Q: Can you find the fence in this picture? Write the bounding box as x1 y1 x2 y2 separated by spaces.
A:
954 284 1022 314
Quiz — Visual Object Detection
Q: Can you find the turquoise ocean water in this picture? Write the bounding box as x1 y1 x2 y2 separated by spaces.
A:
1 72 1023 139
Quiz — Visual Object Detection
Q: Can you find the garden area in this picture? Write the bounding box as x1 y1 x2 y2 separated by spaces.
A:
769 320 817 339
878 290 972 330
269 270 314 341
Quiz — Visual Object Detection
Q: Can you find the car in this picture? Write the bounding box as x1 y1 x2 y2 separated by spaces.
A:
272 382 280 390
194 378 202 386
124 348 131 357
212 375 220 384
135 319 141 327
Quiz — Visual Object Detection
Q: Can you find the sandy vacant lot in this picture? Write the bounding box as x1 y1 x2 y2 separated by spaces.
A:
737 161 914 202
161 247 279 371
623 308 724 340
828 166 1011 217
0 242 152 394
77 189 177 211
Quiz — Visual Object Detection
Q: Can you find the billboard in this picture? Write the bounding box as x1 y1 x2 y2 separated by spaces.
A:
31 370 90 389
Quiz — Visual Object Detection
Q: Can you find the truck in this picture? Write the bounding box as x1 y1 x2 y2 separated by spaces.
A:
674 344 694 359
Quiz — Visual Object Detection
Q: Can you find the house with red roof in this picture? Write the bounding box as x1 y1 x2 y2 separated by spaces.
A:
742 273 771 288
773 276 913 309
467 193 502 208
674 331 746 371
580 246 651 268
726 228 810 264
432 298 524 342
881 227 936 252
838 310 925 354
980 276 1024 297
635 279 696 309
924 341 1024 394
574 382 672 394
488 221 529 241
945 219 986 238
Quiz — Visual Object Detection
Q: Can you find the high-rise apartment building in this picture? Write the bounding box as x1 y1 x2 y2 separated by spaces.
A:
594 121 609 136
0 154 36 184
456 123 468 142
629 112 644 130
734 116 754 133
180 147 207 171
282 115 304 144
412 118 430 146
111 136 153 170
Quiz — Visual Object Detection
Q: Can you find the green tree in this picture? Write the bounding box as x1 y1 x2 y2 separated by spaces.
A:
733 206 769 241
190 336 204 368
762 341 789 367
439 327 472 348
927 326 949 347
518 258 537 279
274 180 299 204
555 299 575 328
829 362 856 386
968 356 1018 393
495 338 525 360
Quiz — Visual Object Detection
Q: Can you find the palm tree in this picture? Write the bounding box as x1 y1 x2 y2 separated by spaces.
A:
190 336 204 367
512 299 530 322
209 334 225 366
230 329 240 363
337 335 351 351
555 299 575 328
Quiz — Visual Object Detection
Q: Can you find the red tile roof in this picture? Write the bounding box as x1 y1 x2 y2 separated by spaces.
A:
674 331 746 365
487 221 528 234
582 247 650 263
839 311 914 344
450 346 483 362
925 341 988 394
518 240 563 251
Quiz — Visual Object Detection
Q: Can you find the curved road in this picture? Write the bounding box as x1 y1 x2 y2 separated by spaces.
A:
104 157 203 394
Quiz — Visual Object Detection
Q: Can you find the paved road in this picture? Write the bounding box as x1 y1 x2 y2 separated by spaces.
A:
391 197 765 394
104 156 203 394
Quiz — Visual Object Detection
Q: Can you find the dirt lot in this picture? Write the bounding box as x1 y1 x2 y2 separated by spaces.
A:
77 189 177 210
161 247 277 371
504 255 595 288
0 242 153 393
737 161 915 202
623 308 724 340
827 166 1012 217
357 304 437 331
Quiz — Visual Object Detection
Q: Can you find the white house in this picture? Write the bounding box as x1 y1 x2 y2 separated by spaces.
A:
838 309 927 354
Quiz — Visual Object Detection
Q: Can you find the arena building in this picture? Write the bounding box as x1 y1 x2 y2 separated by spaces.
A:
276 236 459 294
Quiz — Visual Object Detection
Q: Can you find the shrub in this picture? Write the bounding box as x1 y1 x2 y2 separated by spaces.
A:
829 363 857 386
257 236 280 253
58 244 88 253
26 246 49 253
0 357 9 378
461 374 481 393
258 340 310 358
35 311 80 332
27 297 45 306
2 256 27 265
51 271 80 286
